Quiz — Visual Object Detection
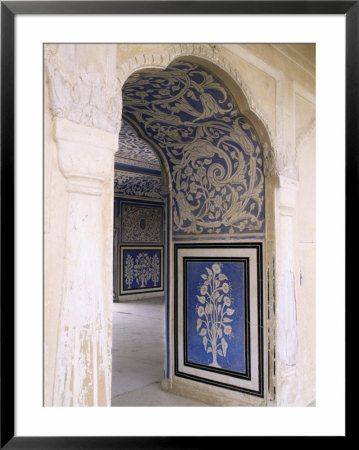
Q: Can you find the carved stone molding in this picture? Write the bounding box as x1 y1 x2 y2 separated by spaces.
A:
55 118 118 196
45 44 122 134
116 43 284 178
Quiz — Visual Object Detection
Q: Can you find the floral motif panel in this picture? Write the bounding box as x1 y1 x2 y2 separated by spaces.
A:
175 243 264 397
120 247 163 295
123 61 265 238
114 199 165 300
186 260 248 374
114 170 162 198
119 201 164 244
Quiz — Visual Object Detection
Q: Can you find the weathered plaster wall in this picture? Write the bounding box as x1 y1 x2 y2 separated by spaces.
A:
44 44 119 406
293 93 316 406
44 71 68 406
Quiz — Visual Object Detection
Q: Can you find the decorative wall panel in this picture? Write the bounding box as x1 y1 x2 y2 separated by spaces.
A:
114 170 162 198
174 243 264 396
120 246 164 295
120 201 164 244
123 61 265 239
113 198 165 300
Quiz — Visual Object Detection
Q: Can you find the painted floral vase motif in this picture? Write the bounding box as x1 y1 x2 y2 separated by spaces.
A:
196 263 234 368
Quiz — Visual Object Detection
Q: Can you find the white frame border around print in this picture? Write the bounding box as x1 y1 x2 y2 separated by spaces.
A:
15 13 345 436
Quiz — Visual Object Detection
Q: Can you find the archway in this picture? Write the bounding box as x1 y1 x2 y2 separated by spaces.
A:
44 44 305 408
115 56 275 406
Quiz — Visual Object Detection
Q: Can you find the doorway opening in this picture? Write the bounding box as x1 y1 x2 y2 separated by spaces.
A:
112 57 270 406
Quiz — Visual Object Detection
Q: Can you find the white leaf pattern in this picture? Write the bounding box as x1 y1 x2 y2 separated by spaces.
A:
195 263 234 368
124 251 161 289
123 61 265 236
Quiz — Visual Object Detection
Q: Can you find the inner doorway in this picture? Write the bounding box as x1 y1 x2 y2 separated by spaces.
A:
112 56 267 406
111 118 169 405
111 118 206 406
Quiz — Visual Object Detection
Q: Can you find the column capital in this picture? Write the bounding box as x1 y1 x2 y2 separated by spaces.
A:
55 118 118 196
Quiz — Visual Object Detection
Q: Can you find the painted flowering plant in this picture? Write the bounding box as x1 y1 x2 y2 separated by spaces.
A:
196 263 234 368
124 252 160 288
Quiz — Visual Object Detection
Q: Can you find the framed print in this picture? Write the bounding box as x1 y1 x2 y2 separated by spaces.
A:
120 245 164 295
1 0 355 447
174 243 264 398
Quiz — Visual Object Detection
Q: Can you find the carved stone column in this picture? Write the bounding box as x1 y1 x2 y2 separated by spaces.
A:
53 118 118 406
275 175 299 406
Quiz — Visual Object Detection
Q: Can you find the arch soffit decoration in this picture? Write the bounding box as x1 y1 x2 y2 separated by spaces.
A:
118 44 279 178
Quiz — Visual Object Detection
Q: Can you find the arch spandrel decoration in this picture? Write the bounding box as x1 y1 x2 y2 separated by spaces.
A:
44 43 282 178
122 60 265 238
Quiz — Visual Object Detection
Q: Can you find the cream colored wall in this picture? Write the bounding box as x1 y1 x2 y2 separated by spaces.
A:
44 43 316 406
43 82 115 405
44 72 68 405
294 95 316 405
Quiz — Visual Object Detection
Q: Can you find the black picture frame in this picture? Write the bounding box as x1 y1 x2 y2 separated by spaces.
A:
1 1 354 447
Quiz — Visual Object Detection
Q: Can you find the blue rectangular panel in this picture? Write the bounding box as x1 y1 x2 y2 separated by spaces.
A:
185 259 248 375
122 248 163 293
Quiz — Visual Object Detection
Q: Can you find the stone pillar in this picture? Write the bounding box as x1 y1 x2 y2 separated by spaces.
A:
53 118 118 406
275 175 299 406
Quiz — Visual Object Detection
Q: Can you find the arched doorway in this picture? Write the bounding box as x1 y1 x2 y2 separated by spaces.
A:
44 44 307 408
113 56 275 406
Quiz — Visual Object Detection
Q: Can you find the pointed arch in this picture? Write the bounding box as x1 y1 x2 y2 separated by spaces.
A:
117 44 277 177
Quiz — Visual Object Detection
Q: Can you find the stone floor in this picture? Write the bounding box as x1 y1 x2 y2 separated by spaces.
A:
111 296 208 406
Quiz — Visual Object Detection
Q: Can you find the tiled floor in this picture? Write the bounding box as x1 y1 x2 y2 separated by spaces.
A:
111 296 208 406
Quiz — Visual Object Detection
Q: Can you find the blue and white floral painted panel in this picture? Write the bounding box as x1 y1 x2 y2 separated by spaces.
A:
123 61 265 238
185 260 247 374
113 198 165 300
114 170 162 199
175 243 264 397
120 201 164 243
120 247 163 295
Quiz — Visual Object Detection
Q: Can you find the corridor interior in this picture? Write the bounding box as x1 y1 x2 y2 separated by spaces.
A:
111 296 208 406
